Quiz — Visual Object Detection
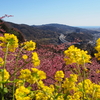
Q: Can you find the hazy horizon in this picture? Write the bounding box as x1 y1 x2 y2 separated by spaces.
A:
1 0 100 26
5 20 100 28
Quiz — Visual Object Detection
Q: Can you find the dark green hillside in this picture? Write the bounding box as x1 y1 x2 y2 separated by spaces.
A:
4 22 99 45
0 20 25 43
1 21 100 45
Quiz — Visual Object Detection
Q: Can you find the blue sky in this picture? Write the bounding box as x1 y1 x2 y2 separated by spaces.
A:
1 0 100 26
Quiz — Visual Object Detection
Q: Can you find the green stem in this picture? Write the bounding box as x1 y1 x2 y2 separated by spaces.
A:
77 63 81 74
12 47 24 100
3 44 9 69
82 58 86 100
10 59 32 79
1 43 9 100
1 96 4 100
11 59 31 100
82 69 85 100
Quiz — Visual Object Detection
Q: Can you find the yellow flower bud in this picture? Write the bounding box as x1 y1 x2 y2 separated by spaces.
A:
22 54 28 60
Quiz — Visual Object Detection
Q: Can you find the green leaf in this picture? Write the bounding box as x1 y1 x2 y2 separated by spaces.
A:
4 87 8 93
0 69 4 72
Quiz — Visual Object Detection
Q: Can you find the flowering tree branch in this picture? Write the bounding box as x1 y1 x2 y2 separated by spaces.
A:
0 14 13 33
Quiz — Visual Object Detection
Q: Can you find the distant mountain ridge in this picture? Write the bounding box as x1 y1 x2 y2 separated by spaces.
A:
1 21 100 45
32 23 99 35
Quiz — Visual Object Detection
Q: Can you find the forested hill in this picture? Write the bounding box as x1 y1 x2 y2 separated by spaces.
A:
0 20 100 45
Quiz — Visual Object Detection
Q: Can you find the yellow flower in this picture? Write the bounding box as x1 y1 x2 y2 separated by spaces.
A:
49 85 55 93
0 57 4 67
35 91 48 100
62 74 78 94
15 86 31 100
36 85 54 100
38 80 45 88
31 68 46 80
22 40 36 51
96 38 100 45
77 79 100 99
26 68 39 84
4 69 10 81
0 33 18 52
69 74 78 82
19 68 46 84
16 80 24 87
64 45 91 65
56 95 64 100
95 38 100 60
32 52 40 67
22 55 28 60
55 70 64 81
19 69 31 80
96 69 100 73
0 69 10 82
37 70 46 80
67 92 81 100
31 68 39 72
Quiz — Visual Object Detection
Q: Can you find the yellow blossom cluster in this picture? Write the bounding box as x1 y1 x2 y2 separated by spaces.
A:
0 33 18 52
0 69 10 83
0 33 41 99
77 79 100 99
64 45 91 65
22 40 36 51
67 92 81 100
34 80 64 100
56 73 100 100
22 54 28 60
31 52 40 67
15 70 100 100
19 68 46 84
0 57 4 67
15 86 32 100
95 38 100 60
62 74 78 94
62 74 100 100
0 33 100 100
16 80 24 87
35 84 55 100
55 70 64 81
